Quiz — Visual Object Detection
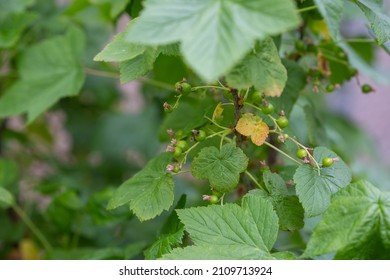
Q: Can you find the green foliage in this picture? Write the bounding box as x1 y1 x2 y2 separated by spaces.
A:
163 196 278 259
1 0 390 261
303 181 390 259
107 153 175 221
226 38 287 97
294 147 352 217
0 27 85 123
125 0 300 81
191 144 248 193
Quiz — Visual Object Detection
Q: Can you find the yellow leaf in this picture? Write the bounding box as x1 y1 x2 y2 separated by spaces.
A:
212 102 224 121
236 113 269 146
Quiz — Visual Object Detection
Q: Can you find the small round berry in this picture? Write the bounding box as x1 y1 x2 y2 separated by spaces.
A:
295 40 306 52
252 91 263 105
361 84 374 94
261 103 274 115
276 116 289 128
176 140 189 151
194 130 207 141
209 195 219 204
180 82 192 94
296 149 308 159
325 84 335 93
173 146 182 158
173 165 180 173
322 157 334 167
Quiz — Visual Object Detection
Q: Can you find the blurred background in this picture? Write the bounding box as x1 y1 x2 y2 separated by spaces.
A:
0 0 389 259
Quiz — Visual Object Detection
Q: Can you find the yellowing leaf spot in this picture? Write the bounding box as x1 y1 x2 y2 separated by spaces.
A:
263 82 284 97
212 102 224 121
236 113 269 146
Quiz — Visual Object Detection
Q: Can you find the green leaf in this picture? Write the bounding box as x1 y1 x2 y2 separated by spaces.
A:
0 159 19 188
354 0 390 45
0 187 15 207
226 38 287 97
144 228 185 260
0 0 35 16
0 29 85 123
0 12 37 48
119 47 159 83
107 153 175 221
162 196 278 259
314 0 344 40
159 97 216 142
191 144 248 193
126 0 300 81
94 21 147 62
272 251 297 260
248 171 304 231
303 181 390 259
269 59 306 116
90 0 130 18
145 195 187 259
293 147 352 217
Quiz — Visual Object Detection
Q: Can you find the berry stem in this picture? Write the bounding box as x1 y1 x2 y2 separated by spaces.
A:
245 170 268 192
191 85 230 92
12 204 53 253
297 5 317 13
264 141 302 165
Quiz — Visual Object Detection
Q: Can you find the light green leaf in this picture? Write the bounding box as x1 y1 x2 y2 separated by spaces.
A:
162 196 278 259
303 180 390 259
294 147 352 217
0 12 36 48
0 159 19 188
162 244 273 260
272 251 297 260
119 47 159 83
226 38 287 97
314 0 344 40
191 144 248 193
126 0 300 81
107 153 175 221
269 59 306 116
94 21 147 62
355 0 390 45
242 195 279 250
0 187 15 207
0 29 85 123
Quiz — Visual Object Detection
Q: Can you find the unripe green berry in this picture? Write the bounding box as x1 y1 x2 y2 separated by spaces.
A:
322 157 334 167
295 40 306 52
252 91 263 105
296 149 308 159
176 140 189 151
209 195 219 204
361 84 373 94
261 103 274 115
276 116 289 128
181 82 192 94
173 146 182 158
194 130 207 141
325 84 335 93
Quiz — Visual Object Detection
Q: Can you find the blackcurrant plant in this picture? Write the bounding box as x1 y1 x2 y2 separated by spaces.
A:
0 0 390 261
